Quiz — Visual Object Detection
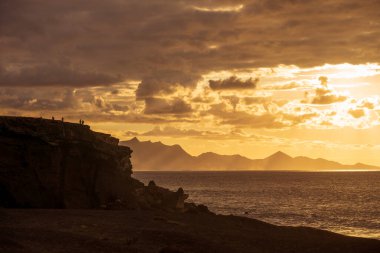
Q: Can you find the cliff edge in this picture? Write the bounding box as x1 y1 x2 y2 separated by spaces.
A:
0 116 191 211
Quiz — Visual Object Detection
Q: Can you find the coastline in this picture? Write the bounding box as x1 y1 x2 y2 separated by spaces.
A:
134 170 380 240
1 116 379 252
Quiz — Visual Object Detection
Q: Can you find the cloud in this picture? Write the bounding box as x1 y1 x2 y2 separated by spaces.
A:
349 108 365 118
125 126 259 140
319 76 328 87
220 112 288 128
303 76 347 104
221 96 240 110
124 130 139 137
2 0 380 92
0 88 78 111
243 96 271 105
358 99 377 110
207 102 316 128
209 76 259 90
261 82 305 90
140 126 221 137
0 63 122 87
144 97 192 114
1 0 380 134
311 87 347 104
136 70 200 99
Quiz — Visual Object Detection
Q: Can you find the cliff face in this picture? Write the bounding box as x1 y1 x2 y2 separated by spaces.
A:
0 116 139 208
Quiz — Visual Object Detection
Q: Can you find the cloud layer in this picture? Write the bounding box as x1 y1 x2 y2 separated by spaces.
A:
1 0 380 155
2 0 380 92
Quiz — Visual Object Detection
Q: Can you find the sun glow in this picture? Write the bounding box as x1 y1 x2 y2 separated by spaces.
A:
192 4 244 12
300 63 380 79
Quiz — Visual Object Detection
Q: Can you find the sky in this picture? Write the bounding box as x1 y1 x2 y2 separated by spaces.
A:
1 0 380 166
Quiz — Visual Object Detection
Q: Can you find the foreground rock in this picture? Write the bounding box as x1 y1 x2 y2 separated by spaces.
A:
0 116 190 211
1 209 379 253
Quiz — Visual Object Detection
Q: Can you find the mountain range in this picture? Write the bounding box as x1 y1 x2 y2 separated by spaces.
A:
121 137 380 171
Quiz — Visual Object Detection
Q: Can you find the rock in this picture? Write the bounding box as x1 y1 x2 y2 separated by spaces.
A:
0 116 141 208
136 184 189 211
175 188 187 210
0 116 199 212
148 180 157 187
197 204 210 213
184 203 212 214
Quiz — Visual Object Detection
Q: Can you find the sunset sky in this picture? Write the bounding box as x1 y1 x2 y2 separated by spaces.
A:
1 0 380 165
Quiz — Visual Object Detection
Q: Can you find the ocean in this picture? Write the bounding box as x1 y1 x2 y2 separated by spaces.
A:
134 171 380 239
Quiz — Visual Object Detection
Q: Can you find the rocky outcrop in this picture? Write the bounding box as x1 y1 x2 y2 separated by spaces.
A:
135 181 189 211
0 116 193 211
0 116 139 208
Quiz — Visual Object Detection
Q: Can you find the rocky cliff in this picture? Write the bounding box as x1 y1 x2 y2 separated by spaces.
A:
0 116 193 211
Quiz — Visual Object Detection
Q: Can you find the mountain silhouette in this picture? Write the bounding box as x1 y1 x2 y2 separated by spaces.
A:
121 138 380 171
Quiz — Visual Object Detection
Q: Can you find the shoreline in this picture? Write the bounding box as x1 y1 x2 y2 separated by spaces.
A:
133 171 380 241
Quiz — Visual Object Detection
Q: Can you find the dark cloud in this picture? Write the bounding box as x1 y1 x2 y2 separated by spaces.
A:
1 0 380 131
1 0 379 92
209 76 259 90
0 63 121 87
63 113 198 124
0 88 77 110
144 97 192 114
92 96 129 113
136 70 200 99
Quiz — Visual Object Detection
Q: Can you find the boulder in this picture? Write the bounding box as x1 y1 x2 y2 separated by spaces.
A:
136 181 189 211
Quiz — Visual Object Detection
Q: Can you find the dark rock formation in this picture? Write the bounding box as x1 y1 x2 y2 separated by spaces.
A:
0 116 139 208
0 116 189 211
136 182 189 211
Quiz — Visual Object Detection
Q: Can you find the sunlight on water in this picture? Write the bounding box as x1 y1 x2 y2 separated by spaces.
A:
134 171 380 239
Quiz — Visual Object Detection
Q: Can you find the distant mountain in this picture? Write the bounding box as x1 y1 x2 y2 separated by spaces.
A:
121 137 380 171
121 137 193 171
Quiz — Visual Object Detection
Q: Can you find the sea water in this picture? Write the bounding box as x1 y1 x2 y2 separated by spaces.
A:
134 171 380 239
